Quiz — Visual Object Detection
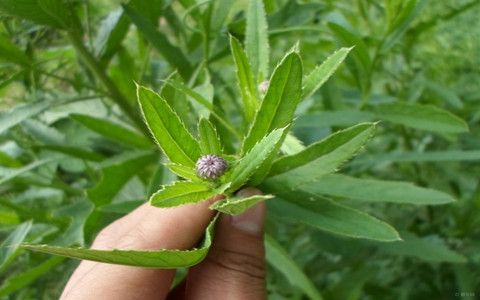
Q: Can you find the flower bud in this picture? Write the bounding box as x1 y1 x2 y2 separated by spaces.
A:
195 154 228 180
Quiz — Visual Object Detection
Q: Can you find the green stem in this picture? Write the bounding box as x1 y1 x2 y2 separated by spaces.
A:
67 31 149 136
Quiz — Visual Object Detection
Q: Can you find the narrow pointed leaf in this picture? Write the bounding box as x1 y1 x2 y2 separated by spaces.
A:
0 221 32 269
71 114 152 149
371 232 467 263
163 79 240 138
150 181 213 208
88 151 158 206
265 235 323 300
21 214 219 268
263 123 375 193
353 150 480 167
36 145 106 162
210 194 274 215
328 23 371 72
0 100 55 134
137 85 201 167
227 127 286 193
300 174 456 205
0 156 64 186
247 124 291 186
198 117 222 155
246 0 269 80
0 35 32 67
208 0 234 35
123 4 192 79
328 23 371 96
0 256 64 297
165 164 199 181
374 102 468 133
281 133 305 155
269 197 400 241
230 35 259 122
0 0 74 29
303 47 351 101
295 110 375 128
242 52 302 154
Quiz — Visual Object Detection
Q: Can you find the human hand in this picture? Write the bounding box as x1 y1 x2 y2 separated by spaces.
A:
61 187 266 299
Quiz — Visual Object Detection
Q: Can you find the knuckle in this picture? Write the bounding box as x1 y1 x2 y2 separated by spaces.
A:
207 246 266 281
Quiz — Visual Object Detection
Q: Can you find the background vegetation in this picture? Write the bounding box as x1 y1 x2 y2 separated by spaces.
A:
1 0 479 299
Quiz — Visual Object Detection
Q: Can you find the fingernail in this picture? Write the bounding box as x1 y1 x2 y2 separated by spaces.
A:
232 188 265 236
234 187 261 198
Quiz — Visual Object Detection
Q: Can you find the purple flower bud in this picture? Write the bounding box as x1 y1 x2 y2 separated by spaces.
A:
195 154 228 180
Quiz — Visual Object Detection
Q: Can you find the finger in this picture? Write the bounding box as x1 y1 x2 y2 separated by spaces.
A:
61 196 222 300
185 187 267 300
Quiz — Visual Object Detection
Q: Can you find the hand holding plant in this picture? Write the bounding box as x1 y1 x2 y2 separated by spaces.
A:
61 188 267 300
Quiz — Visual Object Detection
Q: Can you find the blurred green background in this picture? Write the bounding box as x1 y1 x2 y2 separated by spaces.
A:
0 0 479 299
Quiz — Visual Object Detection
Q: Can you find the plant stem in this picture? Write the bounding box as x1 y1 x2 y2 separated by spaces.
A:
67 31 149 136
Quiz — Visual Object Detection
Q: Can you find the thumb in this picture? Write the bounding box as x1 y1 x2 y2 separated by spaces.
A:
185 187 267 300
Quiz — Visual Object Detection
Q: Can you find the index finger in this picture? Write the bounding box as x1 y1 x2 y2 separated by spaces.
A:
61 196 222 300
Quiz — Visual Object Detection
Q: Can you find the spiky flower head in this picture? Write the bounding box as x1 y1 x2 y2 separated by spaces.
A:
195 154 228 180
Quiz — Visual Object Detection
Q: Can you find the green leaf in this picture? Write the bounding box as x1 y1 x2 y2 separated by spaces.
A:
87 151 158 207
280 133 305 155
0 34 32 67
265 234 323 300
210 194 274 215
302 47 351 101
0 0 75 29
84 151 157 237
207 0 234 35
161 72 192 131
327 267 373 300
162 79 241 139
150 181 213 208
328 23 371 73
269 197 400 241
424 81 464 109
122 4 192 79
242 51 303 155
246 0 270 80
0 256 64 297
264 123 375 193
374 102 468 133
230 35 259 122
301 174 456 205
95 9 130 64
0 156 64 187
372 232 467 263
71 114 152 149
353 150 480 167
247 124 291 186
0 100 55 134
51 200 93 247
165 163 199 181
0 151 22 168
328 23 371 97
383 0 428 50
36 145 106 162
295 110 375 128
21 214 219 268
137 85 201 167
227 127 287 193
0 221 32 269
197 117 222 155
